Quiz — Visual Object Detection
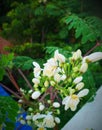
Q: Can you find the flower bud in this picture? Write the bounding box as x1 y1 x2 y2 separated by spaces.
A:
31 91 41 99
73 67 79 72
47 100 51 104
44 80 49 87
78 89 89 97
55 117 61 124
41 87 46 92
56 109 60 115
26 115 32 120
28 107 33 111
72 49 82 60
50 81 55 86
28 90 33 94
53 102 60 108
39 103 45 111
80 63 88 73
27 120 31 125
73 76 83 84
20 119 26 124
76 82 84 90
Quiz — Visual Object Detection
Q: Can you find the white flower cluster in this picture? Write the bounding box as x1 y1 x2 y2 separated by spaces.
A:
18 49 102 129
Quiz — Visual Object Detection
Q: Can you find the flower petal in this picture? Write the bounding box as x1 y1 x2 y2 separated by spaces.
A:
84 52 102 63
78 89 89 97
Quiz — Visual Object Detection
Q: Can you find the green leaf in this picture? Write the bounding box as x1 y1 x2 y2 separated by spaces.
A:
13 56 34 70
0 69 5 81
0 96 19 129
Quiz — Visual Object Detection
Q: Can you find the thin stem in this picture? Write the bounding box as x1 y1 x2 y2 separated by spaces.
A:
7 69 20 91
17 68 33 90
84 41 101 56
0 83 21 99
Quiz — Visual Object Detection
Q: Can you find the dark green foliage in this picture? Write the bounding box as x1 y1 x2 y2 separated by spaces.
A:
63 14 102 44
1 0 102 47
45 46 72 59
0 53 14 81
0 96 19 129
6 42 45 59
13 56 34 70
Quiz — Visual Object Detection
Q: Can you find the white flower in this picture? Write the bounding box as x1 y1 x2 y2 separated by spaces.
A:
28 89 33 94
43 58 57 77
18 99 23 103
72 49 82 60
27 120 31 125
20 119 26 124
26 115 32 120
31 91 41 99
53 102 60 108
54 73 61 82
33 113 46 121
62 95 79 111
80 62 88 73
75 82 84 90
60 74 66 81
62 89 89 111
32 78 40 85
55 117 60 124
54 50 66 63
43 114 55 128
83 52 102 63
73 76 83 84
33 62 41 77
39 103 45 111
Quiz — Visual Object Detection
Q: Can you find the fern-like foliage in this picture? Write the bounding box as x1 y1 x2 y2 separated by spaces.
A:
13 56 34 70
62 14 102 43
0 96 19 130
0 53 14 81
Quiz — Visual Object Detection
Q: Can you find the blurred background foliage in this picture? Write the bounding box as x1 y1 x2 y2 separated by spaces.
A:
0 0 102 129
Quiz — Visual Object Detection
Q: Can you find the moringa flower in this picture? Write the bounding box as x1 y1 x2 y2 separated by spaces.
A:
33 62 41 77
39 103 45 111
43 114 55 128
33 113 46 121
73 76 83 84
75 82 84 90
54 73 61 82
20 119 26 124
80 62 88 73
31 91 41 99
62 89 89 111
53 102 60 108
62 95 79 111
26 115 32 120
43 58 57 77
83 52 102 63
55 117 60 124
32 78 40 85
54 50 66 63
71 49 82 60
